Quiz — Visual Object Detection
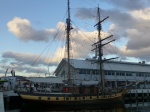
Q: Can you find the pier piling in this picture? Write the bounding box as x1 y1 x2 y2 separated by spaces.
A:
0 92 4 112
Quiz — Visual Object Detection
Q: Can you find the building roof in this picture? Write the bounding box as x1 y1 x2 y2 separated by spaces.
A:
61 58 150 73
81 80 99 85
26 77 64 83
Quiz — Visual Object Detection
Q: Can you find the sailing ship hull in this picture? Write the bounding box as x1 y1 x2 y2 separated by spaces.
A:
17 91 126 108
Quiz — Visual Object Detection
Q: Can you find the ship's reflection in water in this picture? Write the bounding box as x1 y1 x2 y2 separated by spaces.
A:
7 101 150 112
19 103 127 112
8 103 150 112
126 102 150 112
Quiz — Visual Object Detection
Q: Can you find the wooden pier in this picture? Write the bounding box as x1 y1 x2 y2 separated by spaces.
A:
0 92 4 112
125 89 150 105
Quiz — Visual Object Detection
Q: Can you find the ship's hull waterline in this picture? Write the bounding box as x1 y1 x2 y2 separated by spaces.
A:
18 90 127 107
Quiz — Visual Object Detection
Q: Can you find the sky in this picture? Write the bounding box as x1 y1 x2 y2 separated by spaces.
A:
1 0 150 77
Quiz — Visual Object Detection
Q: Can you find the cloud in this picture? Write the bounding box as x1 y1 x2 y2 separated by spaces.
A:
75 8 96 19
7 17 57 42
74 1 150 62
1 49 66 72
0 69 5 76
102 0 147 10
2 51 46 66
0 64 47 77
111 8 150 61
119 46 150 61
1 24 105 75
130 8 150 20
1 51 56 75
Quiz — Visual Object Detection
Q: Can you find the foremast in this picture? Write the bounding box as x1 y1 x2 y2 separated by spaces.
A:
93 6 117 95
66 0 72 84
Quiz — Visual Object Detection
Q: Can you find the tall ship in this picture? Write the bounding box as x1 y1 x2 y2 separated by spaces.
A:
16 0 128 108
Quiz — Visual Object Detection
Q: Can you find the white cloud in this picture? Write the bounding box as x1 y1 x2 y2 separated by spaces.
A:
103 0 147 10
74 4 150 62
1 51 55 75
7 17 57 42
130 8 150 20
2 51 42 65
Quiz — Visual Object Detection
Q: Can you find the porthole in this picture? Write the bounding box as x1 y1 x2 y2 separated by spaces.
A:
47 97 50 100
74 97 77 100
39 96 41 100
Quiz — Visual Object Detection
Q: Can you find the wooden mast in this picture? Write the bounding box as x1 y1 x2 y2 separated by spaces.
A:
97 7 105 94
92 6 106 94
93 6 116 94
66 0 71 84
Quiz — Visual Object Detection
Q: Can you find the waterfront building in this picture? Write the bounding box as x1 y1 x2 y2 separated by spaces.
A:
55 58 150 88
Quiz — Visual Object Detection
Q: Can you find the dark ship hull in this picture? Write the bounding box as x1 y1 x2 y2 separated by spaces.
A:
18 89 127 108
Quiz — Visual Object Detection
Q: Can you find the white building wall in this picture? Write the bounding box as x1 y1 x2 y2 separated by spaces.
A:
55 59 150 85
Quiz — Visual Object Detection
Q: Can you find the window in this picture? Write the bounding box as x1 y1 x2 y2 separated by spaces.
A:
108 72 111 75
79 69 82 74
116 72 119 76
136 73 143 77
83 69 86 74
121 73 125 76
126 72 132 76
96 70 99 74
79 69 86 74
87 70 90 74
105 71 108 75
92 70 95 74
112 72 115 75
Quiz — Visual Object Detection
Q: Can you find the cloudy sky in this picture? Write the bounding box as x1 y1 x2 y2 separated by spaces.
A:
0 0 150 77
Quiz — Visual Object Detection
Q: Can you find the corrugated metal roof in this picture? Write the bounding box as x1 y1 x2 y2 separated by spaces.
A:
65 58 150 73
69 59 98 69
81 80 99 85
103 62 150 72
26 77 64 83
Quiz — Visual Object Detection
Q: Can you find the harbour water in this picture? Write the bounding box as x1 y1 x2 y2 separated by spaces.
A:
5 102 150 112
6 106 126 112
4 92 150 112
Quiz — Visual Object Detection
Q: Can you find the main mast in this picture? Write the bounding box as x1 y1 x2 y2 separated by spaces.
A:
93 6 116 94
97 7 105 94
66 0 72 84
